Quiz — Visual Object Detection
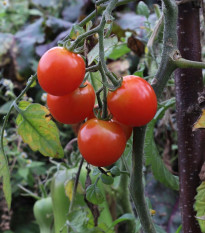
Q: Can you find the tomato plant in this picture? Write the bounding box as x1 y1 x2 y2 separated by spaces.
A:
107 75 157 127
78 119 126 167
47 81 95 124
37 47 85 96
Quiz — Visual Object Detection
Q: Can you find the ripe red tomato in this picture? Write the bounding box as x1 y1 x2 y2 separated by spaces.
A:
87 105 132 140
47 81 95 124
107 75 157 127
86 104 98 120
78 119 126 167
112 119 132 140
37 47 85 96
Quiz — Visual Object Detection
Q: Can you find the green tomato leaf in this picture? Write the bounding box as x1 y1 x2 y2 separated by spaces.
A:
137 1 150 18
87 36 118 65
100 174 114 185
0 150 11 209
133 63 146 78
0 101 13 115
16 103 64 158
92 167 101 176
107 213 135 230
194 181 205 232
110 166 121 176
175 225 182 233
86 184 104 205
144 99 179 191
70 24 85 40
145 122 179 191
107 43 130 60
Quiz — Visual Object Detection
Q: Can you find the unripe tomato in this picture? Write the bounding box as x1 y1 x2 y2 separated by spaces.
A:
47 81 95 124
37 47 85 96
78 119 126 167
107 75 157 127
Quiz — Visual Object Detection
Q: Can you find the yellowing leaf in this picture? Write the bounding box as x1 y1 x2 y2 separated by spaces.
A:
193 110 205 130
194 181 205 232
64 179 84 201
16 103 64 158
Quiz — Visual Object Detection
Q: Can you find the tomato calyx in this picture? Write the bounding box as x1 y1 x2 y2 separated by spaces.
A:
79 73 89 88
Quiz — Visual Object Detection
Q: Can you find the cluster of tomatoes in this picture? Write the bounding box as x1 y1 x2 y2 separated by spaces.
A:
37 47 157 167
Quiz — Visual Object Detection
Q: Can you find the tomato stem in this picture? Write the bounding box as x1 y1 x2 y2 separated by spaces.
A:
0 73 37 169
130 126 157 233
67 158 84 233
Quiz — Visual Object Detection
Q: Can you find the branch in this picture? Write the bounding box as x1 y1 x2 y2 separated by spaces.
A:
67 158 84 233
130 126 156 233
152 0 178 98
68 158 84 214
173 58 205 69
78 0 134 27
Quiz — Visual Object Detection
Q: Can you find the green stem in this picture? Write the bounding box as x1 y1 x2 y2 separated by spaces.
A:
121 155 131 176
98 30 120 87
68 158 84 213
78 0 134 28
174 58 205 69
130 126 156 233
102 86 108 119
18 184 41 200
96 87 103 109
86 63 100 72
67 158 84 233
152 0 178 98
96 0 110 6
68 26 100 51
0 74 37 161
117 163 135 232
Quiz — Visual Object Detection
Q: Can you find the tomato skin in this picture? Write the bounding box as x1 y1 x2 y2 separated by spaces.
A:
37 47 85 96
47 81 95 124
78 119 126 167
112 119 132 140
87 106 132 140
107 75 157 127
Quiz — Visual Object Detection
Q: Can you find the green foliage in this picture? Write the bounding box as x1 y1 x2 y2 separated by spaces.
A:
0 0 29 33
107 43 130 60
16 102 64 158
87 36 118 65
110 166 121 176
0 150 11 209
137 1 150 18
86 184 104 205
107 213 135 231
0 101 13 115
145 98 179 190
100 174 114 185
70 24 85 40
194 182 205 232
175 225 182 233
